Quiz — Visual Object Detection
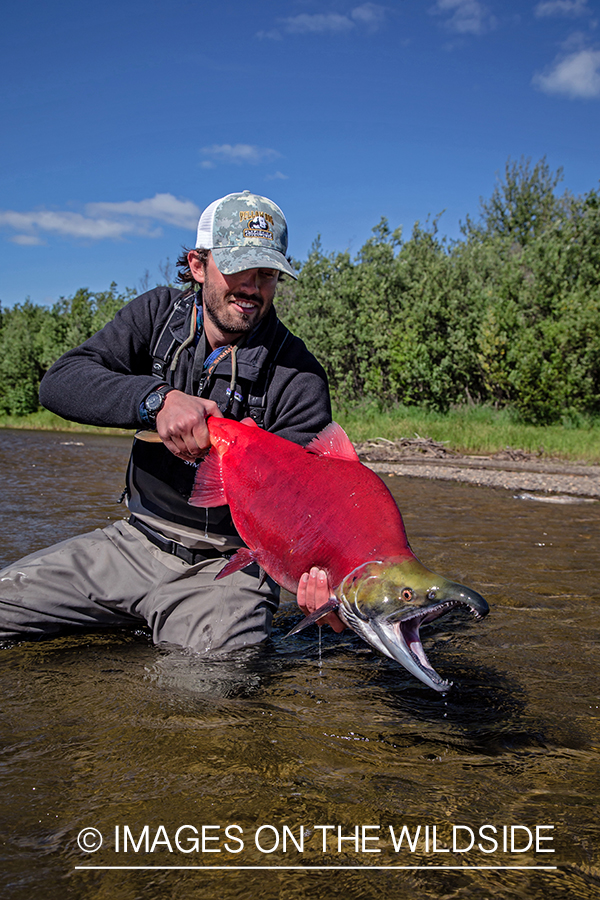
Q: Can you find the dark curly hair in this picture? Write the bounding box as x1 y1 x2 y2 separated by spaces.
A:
175 247 210 285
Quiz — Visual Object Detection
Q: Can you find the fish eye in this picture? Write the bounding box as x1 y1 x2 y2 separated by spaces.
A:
401 588 414 602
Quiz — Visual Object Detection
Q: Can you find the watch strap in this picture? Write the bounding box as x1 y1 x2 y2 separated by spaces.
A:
140 384 174 427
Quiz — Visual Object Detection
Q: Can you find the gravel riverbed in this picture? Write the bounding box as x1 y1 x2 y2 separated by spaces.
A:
355 440 600 501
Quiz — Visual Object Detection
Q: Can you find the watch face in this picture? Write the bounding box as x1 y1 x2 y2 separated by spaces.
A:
145 391 164 413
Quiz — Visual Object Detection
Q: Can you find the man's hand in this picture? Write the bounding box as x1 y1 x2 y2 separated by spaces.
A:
297 567 345 633
155 391 223 462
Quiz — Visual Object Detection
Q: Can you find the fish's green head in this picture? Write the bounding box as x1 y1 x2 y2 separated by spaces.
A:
336 557 489 693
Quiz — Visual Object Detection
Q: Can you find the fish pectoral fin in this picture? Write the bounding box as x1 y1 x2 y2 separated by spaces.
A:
188 449 226 507
284 597 340 637
215 548 258 580
305 422 359 463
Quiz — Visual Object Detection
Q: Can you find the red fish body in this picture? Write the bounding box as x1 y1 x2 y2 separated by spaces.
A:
189 418 488 692
192 418 412 593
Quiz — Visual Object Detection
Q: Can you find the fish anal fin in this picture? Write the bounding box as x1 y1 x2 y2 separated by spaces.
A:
215 547 258 580
284 597 340 637
188 450 226 507
305 422 359 463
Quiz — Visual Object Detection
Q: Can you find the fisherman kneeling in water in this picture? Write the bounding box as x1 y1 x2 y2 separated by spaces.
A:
0 191 342 650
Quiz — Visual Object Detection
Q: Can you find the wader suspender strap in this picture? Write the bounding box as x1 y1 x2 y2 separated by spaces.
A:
150 292 196 382
150 295 291 424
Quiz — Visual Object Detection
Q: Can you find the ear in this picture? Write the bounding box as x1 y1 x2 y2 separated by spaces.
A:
188 250 207 284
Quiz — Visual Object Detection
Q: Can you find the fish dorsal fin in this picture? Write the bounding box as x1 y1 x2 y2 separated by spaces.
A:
188 450 227 507
305 422 359 463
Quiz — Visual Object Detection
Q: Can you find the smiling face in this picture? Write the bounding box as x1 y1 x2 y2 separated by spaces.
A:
188 250 279 349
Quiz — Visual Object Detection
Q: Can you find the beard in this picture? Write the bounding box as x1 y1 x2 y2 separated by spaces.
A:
202 284 270 336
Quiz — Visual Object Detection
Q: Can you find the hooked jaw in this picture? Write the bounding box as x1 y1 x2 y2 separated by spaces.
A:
371 590 487 692
338 559 489 693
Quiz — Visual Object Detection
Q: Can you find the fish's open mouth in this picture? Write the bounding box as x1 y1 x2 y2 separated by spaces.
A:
371 597 487 693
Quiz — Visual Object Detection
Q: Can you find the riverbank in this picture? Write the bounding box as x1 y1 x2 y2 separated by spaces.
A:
0 410 133 436
355 438 600 500
335 403 600 464
3 404 600 462
0 410 600 502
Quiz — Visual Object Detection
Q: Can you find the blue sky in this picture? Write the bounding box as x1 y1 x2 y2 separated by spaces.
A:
1 0 599 307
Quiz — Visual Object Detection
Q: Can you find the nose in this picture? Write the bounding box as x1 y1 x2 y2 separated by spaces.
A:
236 268 260 292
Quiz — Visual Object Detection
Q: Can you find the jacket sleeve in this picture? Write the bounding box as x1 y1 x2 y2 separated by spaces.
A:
39 288 177 429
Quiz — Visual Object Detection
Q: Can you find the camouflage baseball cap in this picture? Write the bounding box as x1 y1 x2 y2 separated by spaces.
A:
195 190 297 279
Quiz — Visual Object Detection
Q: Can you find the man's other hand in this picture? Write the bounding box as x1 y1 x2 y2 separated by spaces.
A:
297 567 345 633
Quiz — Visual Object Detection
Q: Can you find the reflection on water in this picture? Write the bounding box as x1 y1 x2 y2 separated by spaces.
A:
0 428 599 900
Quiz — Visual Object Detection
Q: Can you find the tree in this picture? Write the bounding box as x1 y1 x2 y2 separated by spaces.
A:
465 156 564 247
0 286 130 416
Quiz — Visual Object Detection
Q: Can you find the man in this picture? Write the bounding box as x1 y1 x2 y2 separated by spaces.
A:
0 190 341 650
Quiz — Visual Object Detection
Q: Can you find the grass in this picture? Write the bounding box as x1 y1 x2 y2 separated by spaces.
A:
2 404 599 463
0 409 134 436
334 402 600 464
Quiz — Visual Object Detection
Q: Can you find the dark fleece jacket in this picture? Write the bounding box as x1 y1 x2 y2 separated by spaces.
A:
39 287 332 540
40 286 331 443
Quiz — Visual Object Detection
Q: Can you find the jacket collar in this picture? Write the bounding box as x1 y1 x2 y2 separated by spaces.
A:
168 292 280 384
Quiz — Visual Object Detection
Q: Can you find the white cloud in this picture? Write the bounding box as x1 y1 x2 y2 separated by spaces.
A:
535 0 590 17
431 0 495 35
259 5 388 39
0 209 138 240
351 3 387 30
10 234 44 245
86 194 200 230
201 144 281 165
282 12 356 34
533 47 600 97
265 171 289 181
256 28 283 40
0 193 201 244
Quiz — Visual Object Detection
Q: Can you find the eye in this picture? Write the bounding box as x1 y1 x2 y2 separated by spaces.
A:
401 588 414 602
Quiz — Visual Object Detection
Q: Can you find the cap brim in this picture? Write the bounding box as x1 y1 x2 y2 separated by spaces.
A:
211 246 297 280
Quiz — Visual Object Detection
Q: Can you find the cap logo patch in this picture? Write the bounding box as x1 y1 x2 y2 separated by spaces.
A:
240 210 274 241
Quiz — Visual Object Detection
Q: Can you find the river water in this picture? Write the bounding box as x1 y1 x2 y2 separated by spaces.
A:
0 428 599 900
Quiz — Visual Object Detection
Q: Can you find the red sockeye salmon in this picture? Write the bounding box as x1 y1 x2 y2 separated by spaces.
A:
189 418 488 692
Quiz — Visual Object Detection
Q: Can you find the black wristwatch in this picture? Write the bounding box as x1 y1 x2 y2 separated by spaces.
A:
141 384 173 427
